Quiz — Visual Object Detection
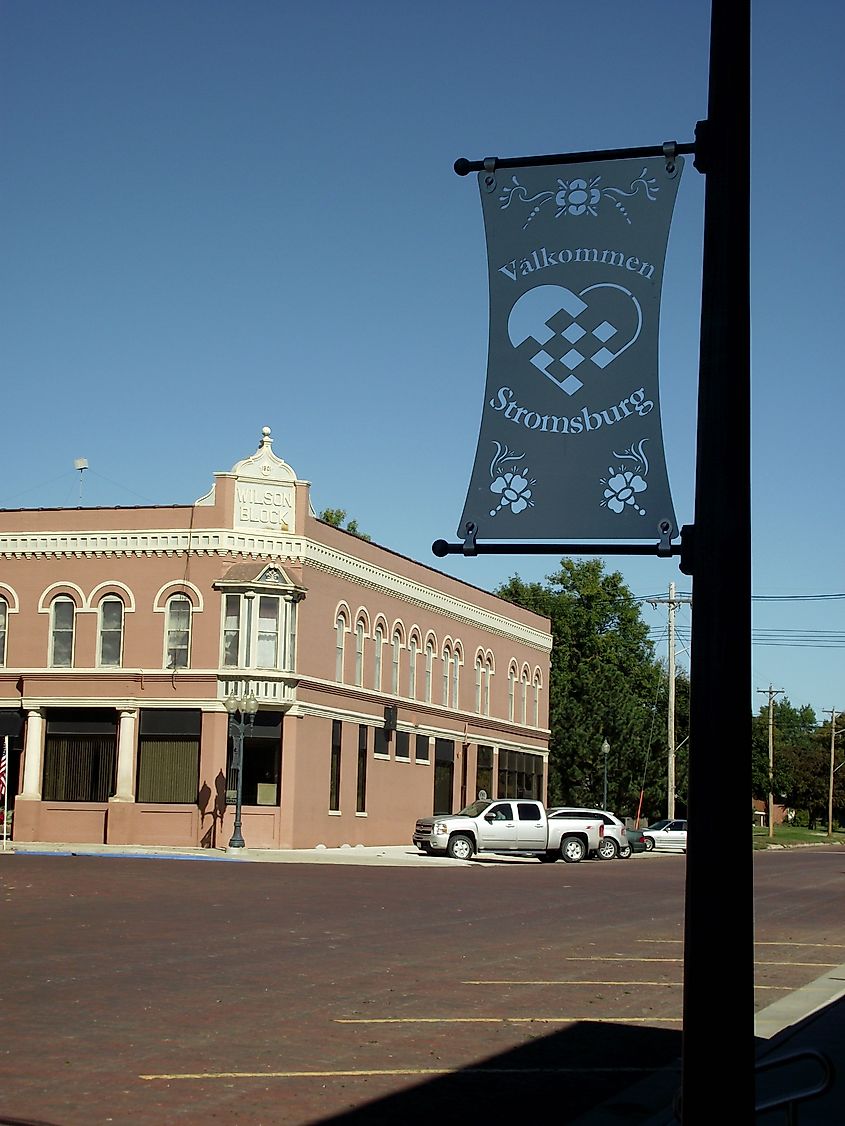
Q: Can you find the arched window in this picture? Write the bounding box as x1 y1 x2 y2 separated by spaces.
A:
425 640 435 703
408 635 419 699
533 672 542 727
166 595 192 669
475 656 483 713
508 665 517 722
521 667 530 724
373 623 385 690
0 598 7 667
355 619 365 687
50 597 76 667
451 649 460 709
391 628 402 695
441 644 451 706
98 597 124 667
335 611 348 682
484 657 494 717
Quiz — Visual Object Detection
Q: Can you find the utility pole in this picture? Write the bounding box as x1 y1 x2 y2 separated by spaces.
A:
823 709 843 839
757 684 783 839
649 583 692 819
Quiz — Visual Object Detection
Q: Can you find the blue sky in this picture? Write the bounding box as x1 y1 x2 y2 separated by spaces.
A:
1 0 843 721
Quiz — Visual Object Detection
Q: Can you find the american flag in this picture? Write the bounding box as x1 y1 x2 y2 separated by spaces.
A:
0 741 7 801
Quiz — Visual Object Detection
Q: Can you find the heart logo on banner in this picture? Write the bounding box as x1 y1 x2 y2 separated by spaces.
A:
508 283 643 396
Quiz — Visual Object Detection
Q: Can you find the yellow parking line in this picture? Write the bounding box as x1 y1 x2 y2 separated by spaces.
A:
562 956 838 967
756 941 845 948
565 956 681 962
756 961 838 967
462 980 681 986
639 941 845 949
141 1065 661 1081
334 1016 682 1024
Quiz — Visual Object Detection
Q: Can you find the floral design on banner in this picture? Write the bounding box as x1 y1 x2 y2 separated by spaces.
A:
488 442 536 518
600 440 650 516
499 169 660 229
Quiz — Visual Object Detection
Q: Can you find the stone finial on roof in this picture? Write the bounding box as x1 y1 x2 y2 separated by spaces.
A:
227 426 296 484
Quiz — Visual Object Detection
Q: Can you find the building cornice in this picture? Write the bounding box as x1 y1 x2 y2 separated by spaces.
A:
0 527 551 650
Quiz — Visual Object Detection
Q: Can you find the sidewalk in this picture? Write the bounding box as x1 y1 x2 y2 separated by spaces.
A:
0 839 470 866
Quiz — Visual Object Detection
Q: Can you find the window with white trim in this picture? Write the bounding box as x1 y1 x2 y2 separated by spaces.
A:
355 620 365 687
166 596 191 670
408 635 418 700
474 657 483 713
50 597 75 668
222 591 298 671
335 612 348 682
223 594 241 666
98 597 124 667
391 628 402 695
256 596 281 667
508 666 517 722
373 623 384 690
0 598 7 667
425 640 434 703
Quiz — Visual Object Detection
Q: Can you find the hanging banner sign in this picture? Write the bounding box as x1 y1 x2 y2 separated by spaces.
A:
458 155 684 542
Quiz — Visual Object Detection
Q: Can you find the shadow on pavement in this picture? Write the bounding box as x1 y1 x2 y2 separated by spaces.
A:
316 1020 682 1125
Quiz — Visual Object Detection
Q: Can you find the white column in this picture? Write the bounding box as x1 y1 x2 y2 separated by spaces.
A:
111 709 138 802
19 709 45 800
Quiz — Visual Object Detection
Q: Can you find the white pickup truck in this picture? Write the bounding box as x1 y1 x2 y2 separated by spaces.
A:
412 798 603 863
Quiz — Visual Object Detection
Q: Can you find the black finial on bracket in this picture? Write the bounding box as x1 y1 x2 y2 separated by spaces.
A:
657 520 674 557
462 522 479 556
662 140 678 177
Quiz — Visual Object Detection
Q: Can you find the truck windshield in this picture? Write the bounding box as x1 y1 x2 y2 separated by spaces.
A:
456 800 492 817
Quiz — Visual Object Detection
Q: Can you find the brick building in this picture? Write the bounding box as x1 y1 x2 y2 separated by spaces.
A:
0 427 551 850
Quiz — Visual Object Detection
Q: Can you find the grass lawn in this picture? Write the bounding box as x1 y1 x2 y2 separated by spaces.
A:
752 823 845 850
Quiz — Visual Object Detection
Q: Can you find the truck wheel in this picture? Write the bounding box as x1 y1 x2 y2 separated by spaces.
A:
446 833 474 860
539 851 558 863
560 836 586 863
597 837 618 860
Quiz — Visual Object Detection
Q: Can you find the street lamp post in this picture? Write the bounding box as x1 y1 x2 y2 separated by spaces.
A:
601 737 610 810
225 690 259 850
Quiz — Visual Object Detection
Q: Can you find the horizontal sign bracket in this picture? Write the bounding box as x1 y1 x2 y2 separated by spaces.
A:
455 138 698 178
432 523 695 570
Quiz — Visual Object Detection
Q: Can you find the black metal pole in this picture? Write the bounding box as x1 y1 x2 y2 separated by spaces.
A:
228 714 246 850
680 0 752 1121
453 141 696 177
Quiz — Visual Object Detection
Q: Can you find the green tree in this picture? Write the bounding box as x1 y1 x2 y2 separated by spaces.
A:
318 508 371 541
496 559 665 818
752 698 820 821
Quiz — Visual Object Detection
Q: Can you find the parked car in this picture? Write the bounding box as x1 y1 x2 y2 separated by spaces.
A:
642 819 688 852
548 807 632 860
413 799 603 862
625 826 648 854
